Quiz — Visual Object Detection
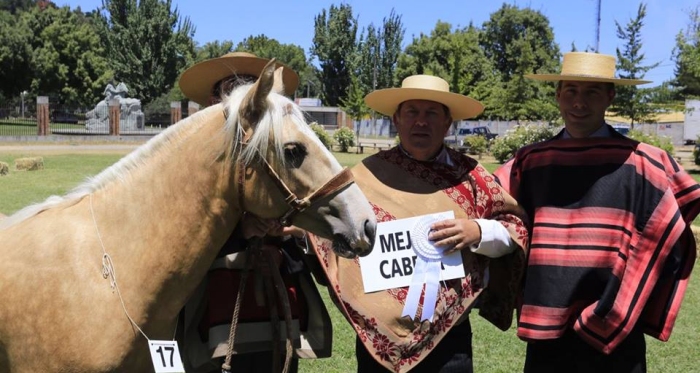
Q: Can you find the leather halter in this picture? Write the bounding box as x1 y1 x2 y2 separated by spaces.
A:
237 137 356 227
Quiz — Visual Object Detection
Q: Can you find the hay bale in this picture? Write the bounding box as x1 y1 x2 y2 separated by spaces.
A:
15 157 44 171
0 161 8 175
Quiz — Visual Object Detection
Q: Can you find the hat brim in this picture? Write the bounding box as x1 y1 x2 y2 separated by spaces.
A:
364 88 484 120
525 73 651 86
179 55 300 106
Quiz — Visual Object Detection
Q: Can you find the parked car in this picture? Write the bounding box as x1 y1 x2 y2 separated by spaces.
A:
444 126 497 152
612 125 630 136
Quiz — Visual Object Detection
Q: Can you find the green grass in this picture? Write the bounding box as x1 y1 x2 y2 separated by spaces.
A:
0 149 698 372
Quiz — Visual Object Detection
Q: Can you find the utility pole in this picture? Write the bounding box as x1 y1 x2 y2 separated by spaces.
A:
371 54 377 137
595 0 602 52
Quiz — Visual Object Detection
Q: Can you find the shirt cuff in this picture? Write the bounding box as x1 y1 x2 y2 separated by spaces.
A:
469 219 516 258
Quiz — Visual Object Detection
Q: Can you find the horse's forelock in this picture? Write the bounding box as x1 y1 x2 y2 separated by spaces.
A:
222 84 311 167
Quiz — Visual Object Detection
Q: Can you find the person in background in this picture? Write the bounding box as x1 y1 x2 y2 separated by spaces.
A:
494 51 700 372
178 51 332 373
307 74 529 372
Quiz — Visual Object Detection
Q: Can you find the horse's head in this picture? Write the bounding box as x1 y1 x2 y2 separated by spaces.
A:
224 60 376 258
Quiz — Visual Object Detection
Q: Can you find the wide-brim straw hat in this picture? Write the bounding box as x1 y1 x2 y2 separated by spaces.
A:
179 51 300 106
525 52 651 86
364 75 484 120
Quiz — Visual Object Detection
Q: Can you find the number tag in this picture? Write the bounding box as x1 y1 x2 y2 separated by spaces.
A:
148 340 185 373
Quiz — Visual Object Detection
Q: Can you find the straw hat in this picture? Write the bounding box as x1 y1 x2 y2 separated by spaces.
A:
364 75 484 120
525 52 651 85
179 51 300 106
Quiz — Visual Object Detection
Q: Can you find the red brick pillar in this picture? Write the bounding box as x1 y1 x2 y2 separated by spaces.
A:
36 96 49 136
109 99 120 135
187 101 200 116
170 101 182 125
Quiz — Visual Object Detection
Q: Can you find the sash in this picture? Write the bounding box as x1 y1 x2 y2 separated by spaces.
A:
309 147 528 372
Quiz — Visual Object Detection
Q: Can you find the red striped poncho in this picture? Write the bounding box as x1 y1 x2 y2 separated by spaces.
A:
494 130 700 354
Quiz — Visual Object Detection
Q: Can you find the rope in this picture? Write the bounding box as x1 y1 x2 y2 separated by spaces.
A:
90 194 178 342
221 238 295 373
221 238 258 372
264 249 294 373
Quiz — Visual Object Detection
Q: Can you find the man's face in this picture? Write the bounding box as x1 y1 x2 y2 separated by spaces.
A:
556 81 615 137
393 99 452 161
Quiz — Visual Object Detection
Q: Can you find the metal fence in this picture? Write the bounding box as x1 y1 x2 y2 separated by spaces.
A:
0 102 175 137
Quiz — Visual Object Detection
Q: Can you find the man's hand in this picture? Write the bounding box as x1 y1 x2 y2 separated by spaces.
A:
428 218 482 254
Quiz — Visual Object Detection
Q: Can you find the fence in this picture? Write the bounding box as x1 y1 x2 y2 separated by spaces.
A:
0 97 200 137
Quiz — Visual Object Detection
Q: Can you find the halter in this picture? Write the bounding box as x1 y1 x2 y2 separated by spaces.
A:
236 133 356 227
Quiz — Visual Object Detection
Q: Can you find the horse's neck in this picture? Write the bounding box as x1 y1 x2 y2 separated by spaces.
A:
87 110 241 322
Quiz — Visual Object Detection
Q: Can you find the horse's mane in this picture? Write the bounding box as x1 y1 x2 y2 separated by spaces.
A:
0 83 312 230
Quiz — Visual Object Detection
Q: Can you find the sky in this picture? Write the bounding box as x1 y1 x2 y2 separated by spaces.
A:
58 0 697 86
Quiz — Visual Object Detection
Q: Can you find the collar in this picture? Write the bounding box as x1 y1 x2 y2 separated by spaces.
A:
562 123 612 139
397 144 454 166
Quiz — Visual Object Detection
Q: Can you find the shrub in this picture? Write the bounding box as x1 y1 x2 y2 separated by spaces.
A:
463 135 488 156
491 124 561 163
627 129 674 154
333 126 356 153
309 122 332 149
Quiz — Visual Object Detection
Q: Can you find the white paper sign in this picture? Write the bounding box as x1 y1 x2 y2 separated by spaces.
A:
359 211 465 293
148 340 185 373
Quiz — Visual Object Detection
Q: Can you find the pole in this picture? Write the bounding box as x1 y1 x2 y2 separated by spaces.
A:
595 0 601 52
21 91 26 118
371 55 377 136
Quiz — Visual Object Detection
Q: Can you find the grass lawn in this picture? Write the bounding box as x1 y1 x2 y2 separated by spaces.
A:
0 148 698 372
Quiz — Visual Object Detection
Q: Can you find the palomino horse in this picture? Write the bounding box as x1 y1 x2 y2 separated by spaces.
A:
0 61 376 372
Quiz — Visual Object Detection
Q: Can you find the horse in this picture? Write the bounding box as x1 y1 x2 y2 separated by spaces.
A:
0 61 376 372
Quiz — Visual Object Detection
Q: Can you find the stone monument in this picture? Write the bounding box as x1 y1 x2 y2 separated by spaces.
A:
85 82 145 132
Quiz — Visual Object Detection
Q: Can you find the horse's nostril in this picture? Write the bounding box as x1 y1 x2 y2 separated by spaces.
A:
364 219 376 243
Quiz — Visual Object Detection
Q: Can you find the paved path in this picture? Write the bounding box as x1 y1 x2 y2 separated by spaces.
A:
0 144 141 154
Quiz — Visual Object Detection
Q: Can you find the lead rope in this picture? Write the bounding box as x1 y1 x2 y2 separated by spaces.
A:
221 238 258 373
264 248 295 373
221 239 295 373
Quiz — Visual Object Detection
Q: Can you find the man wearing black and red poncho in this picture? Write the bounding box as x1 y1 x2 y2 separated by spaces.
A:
494 52 700 373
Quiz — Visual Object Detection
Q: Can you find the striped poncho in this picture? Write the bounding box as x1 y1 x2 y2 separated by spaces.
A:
494 128 700 354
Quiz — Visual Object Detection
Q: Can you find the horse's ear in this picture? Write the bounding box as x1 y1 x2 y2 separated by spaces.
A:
272 66 286 95
240 59 276 130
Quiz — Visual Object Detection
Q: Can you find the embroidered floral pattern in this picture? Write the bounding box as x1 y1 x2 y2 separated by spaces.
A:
311 148 526 372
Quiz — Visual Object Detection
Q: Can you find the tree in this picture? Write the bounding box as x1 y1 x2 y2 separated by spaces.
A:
610 2 659 127
98 0 195 105
396 22 493 99
480 4 560 82
235 35 312 98
24 5 112 106
361 9 404 91
194 40 234 62
671 6 700 98
0 0 34 14
311 4 358 106
479 5 561 121
347 9 404 125
0 9 33 102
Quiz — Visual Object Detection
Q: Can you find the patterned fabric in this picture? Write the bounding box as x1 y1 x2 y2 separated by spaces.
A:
494 127 700 354
181 235 332 373
309 146 528 373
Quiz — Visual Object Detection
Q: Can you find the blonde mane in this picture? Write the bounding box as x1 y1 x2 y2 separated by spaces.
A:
0 83 312 230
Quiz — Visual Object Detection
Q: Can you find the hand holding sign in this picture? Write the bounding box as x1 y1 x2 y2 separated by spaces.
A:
358 211 465 296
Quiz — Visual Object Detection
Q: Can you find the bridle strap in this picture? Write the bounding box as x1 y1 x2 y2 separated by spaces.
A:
236 142 356 227
256 155 355 226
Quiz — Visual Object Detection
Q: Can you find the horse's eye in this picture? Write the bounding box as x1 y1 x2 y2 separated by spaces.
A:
283 143 307 168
